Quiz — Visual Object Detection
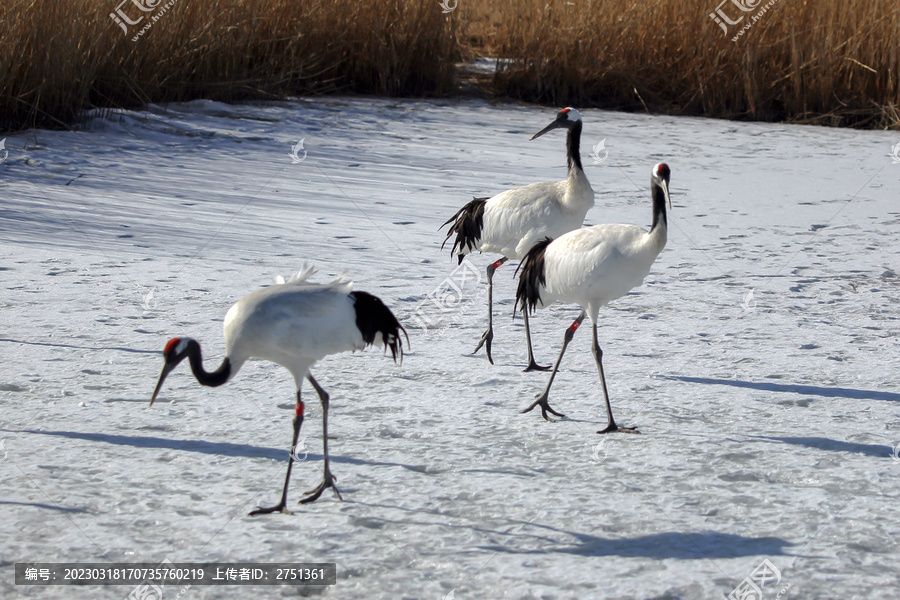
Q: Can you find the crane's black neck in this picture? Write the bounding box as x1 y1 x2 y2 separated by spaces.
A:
566 121 584 172
650 180 668 232
185 340 231 387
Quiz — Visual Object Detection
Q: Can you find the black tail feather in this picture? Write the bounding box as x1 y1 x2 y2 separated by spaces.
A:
350 291 407 363
440 197 488 265
515 237 553 315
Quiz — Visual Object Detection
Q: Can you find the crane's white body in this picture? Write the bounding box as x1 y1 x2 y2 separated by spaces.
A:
517 163 672 430
442 107 594 369
151 265 404 512
533 222 667 321
477 170 594 260
223 272 366 386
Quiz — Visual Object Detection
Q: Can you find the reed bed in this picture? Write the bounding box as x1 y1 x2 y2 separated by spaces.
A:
0 0 458 132
473 0 900 128
1 0 898 131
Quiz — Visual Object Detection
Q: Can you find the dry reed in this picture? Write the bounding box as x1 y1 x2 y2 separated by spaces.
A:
0 0 458 132
472 0 900 128
1 0 898 131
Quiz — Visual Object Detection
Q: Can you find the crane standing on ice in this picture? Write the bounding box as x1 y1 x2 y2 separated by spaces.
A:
441 108 595 371
516 163 673 434
149 267 406 515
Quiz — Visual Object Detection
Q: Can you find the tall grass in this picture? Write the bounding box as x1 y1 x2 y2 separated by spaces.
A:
0 0 458 132
1 0 898 131
475 0 900 128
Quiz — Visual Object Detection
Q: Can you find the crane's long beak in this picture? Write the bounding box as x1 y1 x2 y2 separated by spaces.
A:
662 180 672 210
530 120 560 140
150 362 177 406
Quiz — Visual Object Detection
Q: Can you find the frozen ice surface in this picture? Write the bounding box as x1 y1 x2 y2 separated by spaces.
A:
0 97 898 599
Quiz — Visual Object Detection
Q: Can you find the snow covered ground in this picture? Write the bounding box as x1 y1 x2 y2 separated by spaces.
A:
1 97 899 600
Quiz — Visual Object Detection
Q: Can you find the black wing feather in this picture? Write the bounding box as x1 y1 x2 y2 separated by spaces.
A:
350 291 407 363
514 237 553 315
440 197 488 265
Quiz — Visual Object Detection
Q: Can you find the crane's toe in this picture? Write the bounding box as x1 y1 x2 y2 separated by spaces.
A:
472 328 495 364
523 360 551 372
540 404 565 421
597 423 640 434
249 502 292 516
300 472 343 504
521 395 565 422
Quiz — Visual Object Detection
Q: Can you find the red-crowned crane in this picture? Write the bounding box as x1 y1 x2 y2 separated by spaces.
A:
515 163 673 434
149 267 406 515
441 107 595 371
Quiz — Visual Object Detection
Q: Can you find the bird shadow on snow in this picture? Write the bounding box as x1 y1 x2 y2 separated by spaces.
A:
15 430 422 470
662 376 900 402
745 435 894 458
347 501 565 544
333 502 793 560
0 500 91 514
0 337 157 355
480 521 792 560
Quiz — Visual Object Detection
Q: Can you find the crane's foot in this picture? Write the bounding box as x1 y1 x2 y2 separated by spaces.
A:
472 328 494 365
521 394 565 422
249 501 292 516
300 471 343 504
597 423 640 435
524 359 551 372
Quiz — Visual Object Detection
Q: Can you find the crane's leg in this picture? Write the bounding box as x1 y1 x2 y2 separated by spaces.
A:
249 389 305 515
522 309 550 372
473 257 508 364
522 311 585 421
593 322 639 435
300 374 343 503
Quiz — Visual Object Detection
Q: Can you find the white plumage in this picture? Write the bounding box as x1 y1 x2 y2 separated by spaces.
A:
516 163 672 433
149 266 405 514
478 177 594 259
441 108 595 370
532 222 667 316
222 270 365 385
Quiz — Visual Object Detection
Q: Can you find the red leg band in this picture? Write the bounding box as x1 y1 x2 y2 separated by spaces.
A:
569 320 581 332
295 400 305 416
491 259 505 269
